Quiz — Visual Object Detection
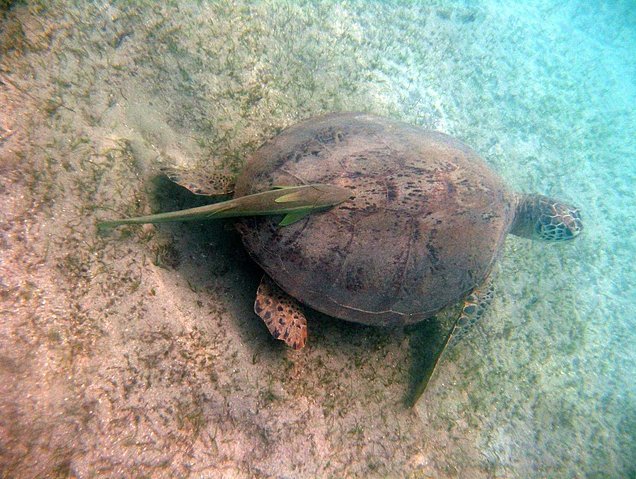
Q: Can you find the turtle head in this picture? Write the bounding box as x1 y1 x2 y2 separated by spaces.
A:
511 194 583 241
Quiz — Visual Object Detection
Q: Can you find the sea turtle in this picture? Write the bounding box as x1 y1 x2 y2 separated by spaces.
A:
102 112 582 399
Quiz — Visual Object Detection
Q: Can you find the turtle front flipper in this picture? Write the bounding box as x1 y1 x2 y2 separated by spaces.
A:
161 166 236 196
254 275 308 350
410 277 495 407
449 279 495 348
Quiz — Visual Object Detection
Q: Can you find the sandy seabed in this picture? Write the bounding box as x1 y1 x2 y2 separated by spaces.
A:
0 1 634 478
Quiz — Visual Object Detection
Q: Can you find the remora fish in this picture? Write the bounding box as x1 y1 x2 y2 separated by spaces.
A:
98 183 351 229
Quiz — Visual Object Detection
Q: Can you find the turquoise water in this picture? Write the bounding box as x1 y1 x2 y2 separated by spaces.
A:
404 1 636 476
0 1 634 477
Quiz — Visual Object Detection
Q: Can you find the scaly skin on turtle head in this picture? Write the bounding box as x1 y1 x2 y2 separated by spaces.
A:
510 193 583 241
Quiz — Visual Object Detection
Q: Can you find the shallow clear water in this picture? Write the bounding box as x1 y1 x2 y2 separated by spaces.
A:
0 1 634 477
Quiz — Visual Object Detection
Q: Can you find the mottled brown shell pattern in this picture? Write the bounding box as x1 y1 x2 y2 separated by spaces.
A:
235 113 515 326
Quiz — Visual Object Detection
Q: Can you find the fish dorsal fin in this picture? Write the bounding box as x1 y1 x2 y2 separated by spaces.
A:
275 190 307 203
279 211 311 226
161 166 236 196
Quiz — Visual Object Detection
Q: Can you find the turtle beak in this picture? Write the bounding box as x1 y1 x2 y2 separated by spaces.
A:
562 207 583 239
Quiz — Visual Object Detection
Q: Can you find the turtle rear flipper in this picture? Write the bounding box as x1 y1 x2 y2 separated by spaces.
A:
254 275 308 350
410 277 495 406
161 166 236 196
